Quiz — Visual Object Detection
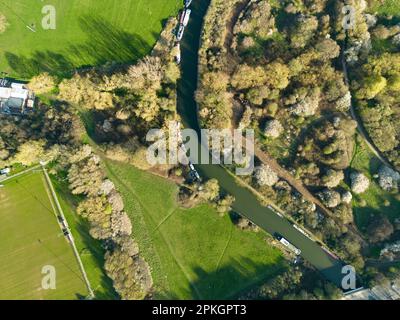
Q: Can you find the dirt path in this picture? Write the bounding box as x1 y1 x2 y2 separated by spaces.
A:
224 0 251 74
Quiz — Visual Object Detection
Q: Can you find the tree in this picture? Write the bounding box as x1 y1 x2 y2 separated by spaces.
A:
59 73 114 110
111 212 132 237
264 62 290 90
318 189 341 208
367 215 394 243
334 204 354 224
315 39 341 61
104 248 152 300
264 119 283 139
321 169 344 188
231 64 267 90
350 171 370 194
216 195 235 215
68 156 104 196
289 15 318 49
12 140 58 166
27 73 56 94
233 0 275 39
356 74 387 100
200 179 220 201
197 72 232 129
254 164 279 187
246 86 270 105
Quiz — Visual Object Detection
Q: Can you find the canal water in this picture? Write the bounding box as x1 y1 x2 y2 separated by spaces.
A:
176 0 345 287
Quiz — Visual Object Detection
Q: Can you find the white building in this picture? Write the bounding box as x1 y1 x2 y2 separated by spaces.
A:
0 80 35 115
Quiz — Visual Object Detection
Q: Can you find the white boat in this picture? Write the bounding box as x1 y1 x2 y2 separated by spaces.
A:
185 0 193 8
181 9 191 27
194 171 201 181
267 205 283 218
176 25 185 41
276 234 301 255
293 224 311 239
175 49 181 64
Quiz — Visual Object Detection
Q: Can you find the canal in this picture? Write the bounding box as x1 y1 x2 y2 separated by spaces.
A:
176 0 345 287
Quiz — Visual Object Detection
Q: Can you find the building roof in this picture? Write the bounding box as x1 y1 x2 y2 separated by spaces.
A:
0 81 35 115
0 85 29 100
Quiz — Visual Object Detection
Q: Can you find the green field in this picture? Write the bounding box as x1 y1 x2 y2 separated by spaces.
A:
104 160 287 299
0 170 88 299
350 137 400 231
369 0 400 17
0 0 181 78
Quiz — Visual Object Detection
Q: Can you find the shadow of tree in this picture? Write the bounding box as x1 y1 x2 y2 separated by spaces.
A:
5 51 74 79
69 16 151 66
74 219 119 300
5 15 152 78
176 256 288 300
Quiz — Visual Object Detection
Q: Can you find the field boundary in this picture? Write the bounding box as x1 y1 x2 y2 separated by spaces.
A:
41 165 95 299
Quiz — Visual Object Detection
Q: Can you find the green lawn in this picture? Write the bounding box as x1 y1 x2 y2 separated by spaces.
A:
104 160 287 300
369 0 400 17
0 0 181 78
0 170 88 299
350 137 400 231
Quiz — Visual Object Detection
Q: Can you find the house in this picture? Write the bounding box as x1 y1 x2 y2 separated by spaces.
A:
0 79 35 115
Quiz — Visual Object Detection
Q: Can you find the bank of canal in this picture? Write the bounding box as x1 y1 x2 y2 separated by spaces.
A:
176 0 348 287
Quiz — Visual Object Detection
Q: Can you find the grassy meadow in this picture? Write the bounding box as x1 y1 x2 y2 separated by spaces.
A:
104 160 287 299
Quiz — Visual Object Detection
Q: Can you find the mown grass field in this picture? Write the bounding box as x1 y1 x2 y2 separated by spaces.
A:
0 170 88 299
0 0 181 78
350 137 400 231
104 160 287 299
